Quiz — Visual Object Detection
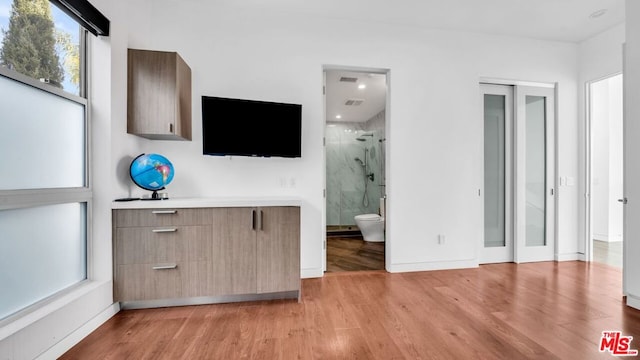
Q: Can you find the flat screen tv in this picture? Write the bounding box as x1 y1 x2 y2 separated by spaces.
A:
202 96 302 158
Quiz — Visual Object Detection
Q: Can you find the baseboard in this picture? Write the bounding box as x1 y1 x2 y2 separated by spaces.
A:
593 233 609 242
301 268 323 278
387 259 478 273
578 253 586 261
37 302 120 360
556 253 580 261
121 291 298 310
626 294 640 311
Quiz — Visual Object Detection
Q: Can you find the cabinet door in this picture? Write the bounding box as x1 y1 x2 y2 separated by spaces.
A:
256 207 300 293
211 208 257 295
127 49 192 140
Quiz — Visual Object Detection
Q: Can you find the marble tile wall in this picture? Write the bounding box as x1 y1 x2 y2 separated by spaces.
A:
326 110 386 226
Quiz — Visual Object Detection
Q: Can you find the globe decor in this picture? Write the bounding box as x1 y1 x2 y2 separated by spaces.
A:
129 153 175 200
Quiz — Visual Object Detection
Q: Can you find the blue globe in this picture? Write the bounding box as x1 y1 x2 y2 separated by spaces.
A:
129 153 175 192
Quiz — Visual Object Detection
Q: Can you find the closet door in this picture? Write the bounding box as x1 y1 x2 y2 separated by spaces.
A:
481 84 514 264
514 86 556 263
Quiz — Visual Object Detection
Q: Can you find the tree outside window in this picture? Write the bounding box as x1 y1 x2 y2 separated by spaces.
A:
0 0 80 95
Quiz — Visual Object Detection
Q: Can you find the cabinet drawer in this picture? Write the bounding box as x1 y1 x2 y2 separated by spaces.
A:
115 225 211 265
114 208 212 227
115 263 186 301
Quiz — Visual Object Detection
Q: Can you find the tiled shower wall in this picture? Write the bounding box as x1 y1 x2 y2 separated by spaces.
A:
326 110 385 226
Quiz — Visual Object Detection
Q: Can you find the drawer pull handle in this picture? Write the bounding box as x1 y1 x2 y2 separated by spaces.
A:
152 210 177 214
251 209 256 230
152 228 177 233
152 264 177 270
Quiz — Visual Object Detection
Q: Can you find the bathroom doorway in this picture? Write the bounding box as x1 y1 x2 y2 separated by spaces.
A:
323 67 388 272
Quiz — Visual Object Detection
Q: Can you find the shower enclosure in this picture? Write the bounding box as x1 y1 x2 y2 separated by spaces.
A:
326 115 385 229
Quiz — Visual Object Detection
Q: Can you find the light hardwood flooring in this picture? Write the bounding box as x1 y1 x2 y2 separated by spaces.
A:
593 239 623 268
326 236 385 272
61 261 639 359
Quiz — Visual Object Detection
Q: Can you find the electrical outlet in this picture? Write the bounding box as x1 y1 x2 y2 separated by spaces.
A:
438 234 445 245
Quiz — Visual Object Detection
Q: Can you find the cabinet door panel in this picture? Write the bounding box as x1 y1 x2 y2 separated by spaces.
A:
184 261 213 297
257 207 300 293
211 208 257 295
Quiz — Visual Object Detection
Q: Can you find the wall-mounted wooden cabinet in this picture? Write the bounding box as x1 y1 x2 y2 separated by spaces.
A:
127 49 192 140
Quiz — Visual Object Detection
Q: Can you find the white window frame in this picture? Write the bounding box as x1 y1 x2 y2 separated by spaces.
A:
0 28 92 323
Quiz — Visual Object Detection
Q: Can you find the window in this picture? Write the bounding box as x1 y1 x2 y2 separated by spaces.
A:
0 0 83 96
0 0 108 321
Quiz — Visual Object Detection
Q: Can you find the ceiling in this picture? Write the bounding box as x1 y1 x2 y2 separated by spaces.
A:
316 0 624 123
229 0 625 43
325 71 387 123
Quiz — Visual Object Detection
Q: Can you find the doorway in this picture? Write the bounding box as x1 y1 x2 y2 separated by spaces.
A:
323 67 388 272
480 82 556 264
587 74 624 268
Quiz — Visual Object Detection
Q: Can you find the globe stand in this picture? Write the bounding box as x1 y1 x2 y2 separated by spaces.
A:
141 188 168 201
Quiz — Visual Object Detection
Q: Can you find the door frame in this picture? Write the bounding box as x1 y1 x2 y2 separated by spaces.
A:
322 65 391 273
583 72 624 265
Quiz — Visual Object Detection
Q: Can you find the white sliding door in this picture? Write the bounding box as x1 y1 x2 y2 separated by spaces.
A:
515 86 556 263
481 84 514 263
481 83 556 264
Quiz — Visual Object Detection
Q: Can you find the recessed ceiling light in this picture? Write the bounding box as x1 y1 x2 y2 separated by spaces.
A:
589 9 607 19
358 84 366 89
335 115 342 119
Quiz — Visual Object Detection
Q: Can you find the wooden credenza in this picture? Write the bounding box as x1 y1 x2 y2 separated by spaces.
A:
112 203 300 308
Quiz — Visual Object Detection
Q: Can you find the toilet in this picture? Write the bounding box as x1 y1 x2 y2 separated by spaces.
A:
354 214 385 242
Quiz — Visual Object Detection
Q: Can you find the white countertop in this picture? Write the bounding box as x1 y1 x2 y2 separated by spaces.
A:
112 196 303 209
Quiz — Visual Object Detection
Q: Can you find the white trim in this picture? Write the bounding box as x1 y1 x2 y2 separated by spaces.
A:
301 268 323 278
387 259 478 273
626 295 640 311
479 77 555 89
37 302 119 360
584 72 625 267
0 280 107 341
322 65 390 275
555 253 580 261
322 64 389 75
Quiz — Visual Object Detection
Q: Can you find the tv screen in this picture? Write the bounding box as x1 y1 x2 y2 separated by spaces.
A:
202 96 302 158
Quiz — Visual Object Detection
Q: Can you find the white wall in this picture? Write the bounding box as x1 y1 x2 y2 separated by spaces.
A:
106 0 581 273
0 1 588 357
577 24 625 255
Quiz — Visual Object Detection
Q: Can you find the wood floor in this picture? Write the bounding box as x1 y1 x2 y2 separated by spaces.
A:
326 236 385 272
61 261 640 359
